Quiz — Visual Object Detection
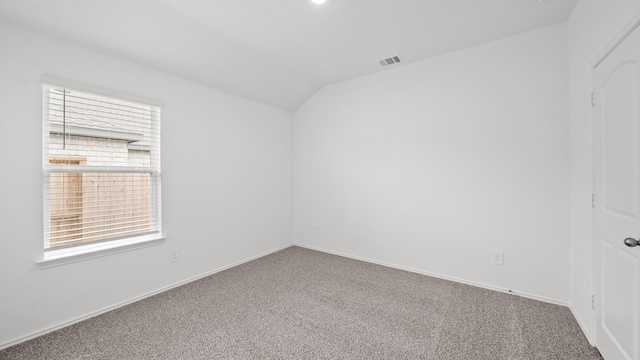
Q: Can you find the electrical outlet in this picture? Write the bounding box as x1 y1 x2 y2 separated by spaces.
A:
493 251 504 265
314 224 320 234
170 248 180 263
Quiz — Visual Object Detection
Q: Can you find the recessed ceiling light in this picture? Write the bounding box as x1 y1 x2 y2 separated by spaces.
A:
311 0 326 4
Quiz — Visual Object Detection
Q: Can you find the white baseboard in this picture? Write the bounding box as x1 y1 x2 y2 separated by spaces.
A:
293 242 568 307
291 243 601 347
0 243 293 351
569 304 594 346
3 242 593 352
293 243 603 345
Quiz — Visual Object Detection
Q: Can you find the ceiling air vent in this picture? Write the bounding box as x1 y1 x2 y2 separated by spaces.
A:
378 55 403 67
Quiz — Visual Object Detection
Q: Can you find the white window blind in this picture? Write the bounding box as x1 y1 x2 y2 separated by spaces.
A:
42 84 161 251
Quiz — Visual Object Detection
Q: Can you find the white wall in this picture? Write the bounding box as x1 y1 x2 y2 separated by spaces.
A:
567 0 640 342
0 21 292 347
293 24 570 303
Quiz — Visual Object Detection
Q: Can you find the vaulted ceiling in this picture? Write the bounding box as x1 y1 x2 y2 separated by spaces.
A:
0 0 578 111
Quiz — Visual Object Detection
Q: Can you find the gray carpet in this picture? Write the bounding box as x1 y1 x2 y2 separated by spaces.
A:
0 246 603 360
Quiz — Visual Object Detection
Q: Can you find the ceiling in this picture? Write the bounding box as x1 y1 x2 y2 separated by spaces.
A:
0 0 578 111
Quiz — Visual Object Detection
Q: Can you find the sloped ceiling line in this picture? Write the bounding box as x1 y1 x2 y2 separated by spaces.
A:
0 0 578 111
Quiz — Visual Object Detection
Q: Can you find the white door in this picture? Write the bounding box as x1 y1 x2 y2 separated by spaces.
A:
594 21 640 360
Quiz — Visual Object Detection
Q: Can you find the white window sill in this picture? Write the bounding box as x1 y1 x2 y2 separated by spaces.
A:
37 234 166 269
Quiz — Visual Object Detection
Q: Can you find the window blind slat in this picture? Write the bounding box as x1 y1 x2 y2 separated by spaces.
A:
48 221 156 240
50 90 153 113
47 106 155 124
48 230 159 248
44 167 158 174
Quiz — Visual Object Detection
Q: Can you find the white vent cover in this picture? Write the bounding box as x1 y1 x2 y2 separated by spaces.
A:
378 55 403 67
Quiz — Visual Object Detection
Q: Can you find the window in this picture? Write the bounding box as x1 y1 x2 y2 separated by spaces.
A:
42 83 161 254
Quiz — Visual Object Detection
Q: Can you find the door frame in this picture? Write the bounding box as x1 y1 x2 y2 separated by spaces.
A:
591 9 640 350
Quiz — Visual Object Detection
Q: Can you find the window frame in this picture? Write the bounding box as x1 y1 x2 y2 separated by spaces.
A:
38 76 165 268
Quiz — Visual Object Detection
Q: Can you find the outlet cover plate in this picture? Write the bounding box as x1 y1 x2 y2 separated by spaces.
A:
170 248 180 263
493 251 504 265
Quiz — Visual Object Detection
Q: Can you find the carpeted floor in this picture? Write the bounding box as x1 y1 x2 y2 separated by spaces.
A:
0 246 603 360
